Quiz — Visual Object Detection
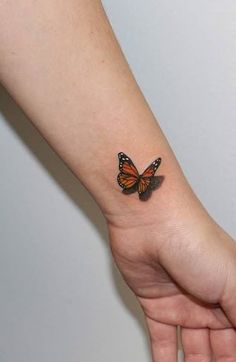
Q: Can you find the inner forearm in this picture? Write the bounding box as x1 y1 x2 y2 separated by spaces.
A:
0 0 195 220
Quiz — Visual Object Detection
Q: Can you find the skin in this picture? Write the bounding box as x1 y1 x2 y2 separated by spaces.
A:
0 1 236 360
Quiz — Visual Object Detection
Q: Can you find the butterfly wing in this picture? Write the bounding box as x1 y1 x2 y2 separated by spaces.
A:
138 158 162 197
117 152 139 191
137 177 151 194
141 158 162 178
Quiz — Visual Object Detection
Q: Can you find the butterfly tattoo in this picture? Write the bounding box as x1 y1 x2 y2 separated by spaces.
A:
117 152 164 201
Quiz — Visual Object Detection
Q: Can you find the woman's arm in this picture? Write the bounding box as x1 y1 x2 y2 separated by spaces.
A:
0 0 190 218
1 1 236 361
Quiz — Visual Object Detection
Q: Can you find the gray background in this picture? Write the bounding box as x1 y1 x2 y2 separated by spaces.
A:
1 1 236 361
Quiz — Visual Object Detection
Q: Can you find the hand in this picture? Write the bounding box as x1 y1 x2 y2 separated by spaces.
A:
107 194 236 362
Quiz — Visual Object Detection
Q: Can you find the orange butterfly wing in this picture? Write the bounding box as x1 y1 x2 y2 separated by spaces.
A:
117 152 139 190
137 177 151 194
141 158 162 178
117 174 139 189
138 158 161 195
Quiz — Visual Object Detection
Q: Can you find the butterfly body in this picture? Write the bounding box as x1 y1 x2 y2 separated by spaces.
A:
117 152 163 201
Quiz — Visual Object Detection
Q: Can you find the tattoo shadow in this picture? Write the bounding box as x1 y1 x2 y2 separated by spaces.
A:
0 85 152 359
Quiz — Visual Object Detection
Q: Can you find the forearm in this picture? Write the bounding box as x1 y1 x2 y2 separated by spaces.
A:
0 0 199 222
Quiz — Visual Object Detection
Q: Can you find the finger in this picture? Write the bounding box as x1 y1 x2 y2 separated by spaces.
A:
210 328 236 361
219 249 236 327
221 291 236 327
145 317 177 362
181 327 212 362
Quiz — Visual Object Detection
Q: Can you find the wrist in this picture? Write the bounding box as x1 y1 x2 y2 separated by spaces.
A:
98 153 203 231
